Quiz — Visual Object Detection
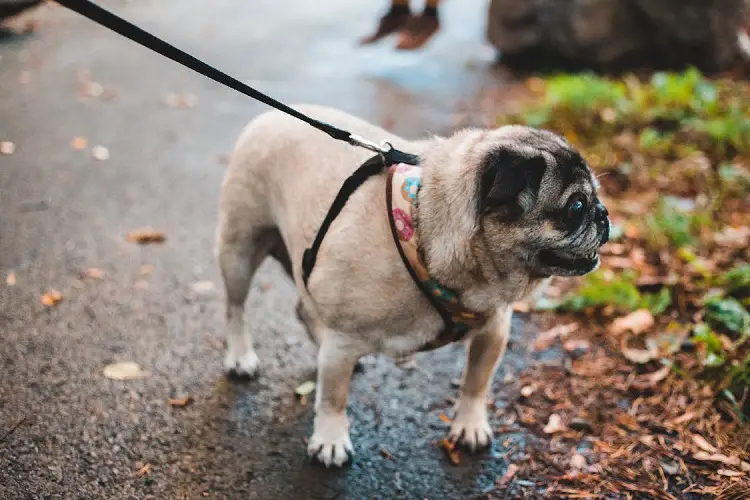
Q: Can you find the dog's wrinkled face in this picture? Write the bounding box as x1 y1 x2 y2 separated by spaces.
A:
477 126 610 278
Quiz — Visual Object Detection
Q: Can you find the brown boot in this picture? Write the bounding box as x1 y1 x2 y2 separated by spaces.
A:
396 8 440 50
360 5 412 45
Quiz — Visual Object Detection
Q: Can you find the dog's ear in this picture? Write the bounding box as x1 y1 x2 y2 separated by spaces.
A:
478 149 546 219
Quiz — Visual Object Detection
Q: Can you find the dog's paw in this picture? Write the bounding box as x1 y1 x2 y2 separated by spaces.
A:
224 350 260 379
307 412 353 467
448 399 493 452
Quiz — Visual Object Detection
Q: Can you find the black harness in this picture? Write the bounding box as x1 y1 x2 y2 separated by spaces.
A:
55 0 468 348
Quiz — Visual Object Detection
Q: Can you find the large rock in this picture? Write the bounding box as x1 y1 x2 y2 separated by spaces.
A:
487 0 748 73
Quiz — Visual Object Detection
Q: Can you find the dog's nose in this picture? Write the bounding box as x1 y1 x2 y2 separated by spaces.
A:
595 202 609 245
595 202 608 224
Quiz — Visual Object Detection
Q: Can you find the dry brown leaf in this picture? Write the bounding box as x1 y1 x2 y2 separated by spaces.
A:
534 322 579 351
571 453 587 470
717 469 744 477
1 141 16 155
127 229 166 245
610 310 654 336
380 446 396 461
135 463 151 477
41 289 63 307
498 463 519 486
80 268 105 280
71 136 88 151
6 272 16 286
439 438 461 465
646 365 671 385
620 334 659 364
692 434 718 454
103 361 148 381
693 452 740 467
165 93 198 109
563 339 590 353
543 413 567 434
168 396 193 408
439 413 452 424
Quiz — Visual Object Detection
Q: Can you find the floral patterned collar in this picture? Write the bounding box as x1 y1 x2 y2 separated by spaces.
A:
385 163 487 349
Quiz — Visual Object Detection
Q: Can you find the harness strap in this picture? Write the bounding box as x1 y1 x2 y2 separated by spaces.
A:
302 149 419 286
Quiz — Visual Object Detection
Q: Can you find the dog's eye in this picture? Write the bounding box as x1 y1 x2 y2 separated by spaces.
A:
566 196 586 224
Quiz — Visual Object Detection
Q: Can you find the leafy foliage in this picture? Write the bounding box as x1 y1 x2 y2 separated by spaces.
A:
555 270 671 315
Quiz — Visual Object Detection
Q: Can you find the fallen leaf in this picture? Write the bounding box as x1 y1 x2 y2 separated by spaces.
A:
713 226 749 248
91 145 110 161
380 446 396 461
83 81 104 97
439 413 452 424
693 452 740 467
563 339 590 354
127 229 166 245
168 396 193 408
103 361 149 381
165 92 198 108
41 289 63 307
80 268 105 280
6 272 16 286
570 453 587 470
543 413 567 434
691 434 718 454
190 281 215 294
1 141 16 155
71 136 88 150
620 334 659 364
498 463 519 486
610 309 654 336
135 463 151 477
294 380 316 398
717 469 744 477
534 322 579 350
439 438 461 465
139 265 154 275
645 365 671 385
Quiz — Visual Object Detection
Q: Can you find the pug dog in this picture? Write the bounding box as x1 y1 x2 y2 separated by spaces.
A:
216 105 609 467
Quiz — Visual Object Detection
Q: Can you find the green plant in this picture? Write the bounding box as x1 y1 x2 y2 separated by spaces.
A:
643 196 697 249
556 270 672 314
704 295 750 336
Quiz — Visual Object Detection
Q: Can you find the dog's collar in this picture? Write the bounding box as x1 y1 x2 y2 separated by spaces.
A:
386 163 488 349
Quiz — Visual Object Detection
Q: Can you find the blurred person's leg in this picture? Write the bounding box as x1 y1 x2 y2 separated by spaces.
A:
396 0 440 50
360 0 412 45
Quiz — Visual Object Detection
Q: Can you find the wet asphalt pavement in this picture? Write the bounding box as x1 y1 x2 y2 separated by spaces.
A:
0 1 549 498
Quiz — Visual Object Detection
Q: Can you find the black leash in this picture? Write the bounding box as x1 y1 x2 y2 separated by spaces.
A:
55 0 420 287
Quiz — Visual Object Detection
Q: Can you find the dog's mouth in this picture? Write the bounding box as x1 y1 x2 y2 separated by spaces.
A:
538 249 600 276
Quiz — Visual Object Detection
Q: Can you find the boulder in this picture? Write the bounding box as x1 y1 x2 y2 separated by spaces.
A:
487 0 748 73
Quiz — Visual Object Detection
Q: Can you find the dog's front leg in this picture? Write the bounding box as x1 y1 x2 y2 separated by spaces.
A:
307 330 362 467
448 306 511 451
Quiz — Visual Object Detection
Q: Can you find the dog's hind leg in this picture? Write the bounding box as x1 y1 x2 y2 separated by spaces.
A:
217 220 281 378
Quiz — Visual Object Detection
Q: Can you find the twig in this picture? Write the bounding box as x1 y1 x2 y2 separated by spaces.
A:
0 415 26 443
